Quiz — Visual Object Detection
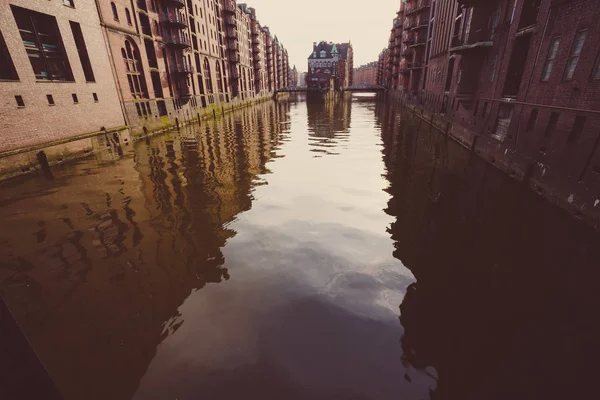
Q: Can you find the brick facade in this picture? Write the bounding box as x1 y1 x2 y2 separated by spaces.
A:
0 0 124 153
380 0 600 224
0 0 290 166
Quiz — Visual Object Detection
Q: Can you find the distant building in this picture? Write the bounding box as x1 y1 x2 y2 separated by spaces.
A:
298 72 307 88
354 62 379 86
289 65 298 89
307 41 354 90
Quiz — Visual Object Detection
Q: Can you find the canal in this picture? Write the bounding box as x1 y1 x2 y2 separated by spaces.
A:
0 94 598 400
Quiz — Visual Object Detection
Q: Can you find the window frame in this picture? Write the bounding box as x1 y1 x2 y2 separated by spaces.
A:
592 51 600 80
12 6 74 82
541 36 560 82
563 29 587 81
111 2 119 21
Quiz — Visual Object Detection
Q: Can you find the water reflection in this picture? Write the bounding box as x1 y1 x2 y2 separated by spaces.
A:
1 94 597 400
377 99 600 400
0 100 290 400
306 96 351 156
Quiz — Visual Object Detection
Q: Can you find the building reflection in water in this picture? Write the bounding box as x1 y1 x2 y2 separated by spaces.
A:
306 95 351 157
377 99 600 400
0 100 290 400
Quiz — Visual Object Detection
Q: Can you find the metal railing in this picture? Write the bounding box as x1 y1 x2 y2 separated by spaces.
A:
164 34 191 47
161 12 187 27
450 28 494 49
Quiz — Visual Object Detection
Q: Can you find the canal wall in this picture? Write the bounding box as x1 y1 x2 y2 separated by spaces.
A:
0 93 286 181
393 96 600 229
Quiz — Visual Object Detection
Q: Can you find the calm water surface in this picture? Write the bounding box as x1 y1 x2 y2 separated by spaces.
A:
1 94 599 400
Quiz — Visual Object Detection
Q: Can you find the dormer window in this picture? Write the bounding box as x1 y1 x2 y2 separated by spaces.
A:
320 50 326 58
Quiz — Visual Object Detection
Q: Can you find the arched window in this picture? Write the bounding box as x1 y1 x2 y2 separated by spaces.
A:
111 2 119 21
203 58 213 93
122 39 148 99
215 62 223 92
222 61 228 92
125 9 132 25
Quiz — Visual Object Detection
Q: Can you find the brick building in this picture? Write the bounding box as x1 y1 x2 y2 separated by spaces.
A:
380 0 600 223
354 61 379 86
0 0 125 155
307 41 354 90
0 0 290 177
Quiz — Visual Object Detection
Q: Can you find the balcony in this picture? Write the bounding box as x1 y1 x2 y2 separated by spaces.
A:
164 0 185 9
449 29 493 54
225 28 238 39
164 34 191 48
161 12 187 28
254 54 261 62
408 62 422 70
224 15 236 26
252 36 260 44
410 20 428 31
405 0 430 16
223 0 236 14
227 40 239 51
402 49 412 57
171 63 192 74
252 46 260 53
229 51 240 63
409 37 426 47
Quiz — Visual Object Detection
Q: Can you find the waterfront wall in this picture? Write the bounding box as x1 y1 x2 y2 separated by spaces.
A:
392 94 600 229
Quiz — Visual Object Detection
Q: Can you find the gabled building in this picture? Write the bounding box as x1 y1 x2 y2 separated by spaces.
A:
307 41 353 90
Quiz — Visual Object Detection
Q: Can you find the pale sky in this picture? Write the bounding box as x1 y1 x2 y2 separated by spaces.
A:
240 0 400 72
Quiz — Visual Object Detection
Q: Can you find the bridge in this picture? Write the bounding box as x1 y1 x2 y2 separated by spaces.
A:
275 85 385 94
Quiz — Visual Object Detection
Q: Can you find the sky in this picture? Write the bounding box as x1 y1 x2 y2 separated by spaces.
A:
240 0 400 72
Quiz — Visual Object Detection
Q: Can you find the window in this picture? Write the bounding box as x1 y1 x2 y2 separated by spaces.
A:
111 2 119 21
12 6 74 81
69 22 95 82
473 100 479 116
0 30 19 80
204 57 213 93
567 116 586 144
482 102 488 117
592 52 600 80
320 50 326 58
122 39 148 98
564 30 587 80
215 61 223 92
525 109 538 132
72 93 78 103
489 55 497 82
47 94 55 105
541 37 560 81
125 9 132 25
15 95 25 107
544 112 559 137
63 0 75 7
92 92 98 102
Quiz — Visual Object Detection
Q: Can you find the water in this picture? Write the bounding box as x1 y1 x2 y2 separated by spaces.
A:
0 94 598 400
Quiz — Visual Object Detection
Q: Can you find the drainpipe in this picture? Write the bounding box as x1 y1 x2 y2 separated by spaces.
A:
94 0 132 128
512 1 551 154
